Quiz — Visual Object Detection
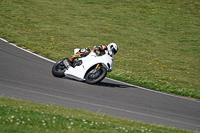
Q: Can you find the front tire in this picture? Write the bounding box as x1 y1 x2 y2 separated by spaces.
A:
52 59 66 77
85 66 107 84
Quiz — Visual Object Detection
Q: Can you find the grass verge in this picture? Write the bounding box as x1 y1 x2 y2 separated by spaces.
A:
0 97 197 133
0 0 199 99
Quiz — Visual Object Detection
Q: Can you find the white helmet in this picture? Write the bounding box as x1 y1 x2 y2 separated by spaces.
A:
108 43 118 55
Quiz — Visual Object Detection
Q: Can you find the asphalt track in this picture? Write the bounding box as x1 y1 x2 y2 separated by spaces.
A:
0 39 200 131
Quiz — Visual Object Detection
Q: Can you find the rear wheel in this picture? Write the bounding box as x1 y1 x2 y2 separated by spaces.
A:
52 59 66 77
85 65 107 84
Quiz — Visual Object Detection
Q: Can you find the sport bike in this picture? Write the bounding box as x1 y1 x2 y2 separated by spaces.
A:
52 48 114 84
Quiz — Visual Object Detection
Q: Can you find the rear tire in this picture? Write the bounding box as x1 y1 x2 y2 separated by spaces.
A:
85 66 107 84
52 59 66 77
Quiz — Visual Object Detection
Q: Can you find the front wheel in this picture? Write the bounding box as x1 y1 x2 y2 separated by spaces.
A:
85 66 107 84
52 59 66 77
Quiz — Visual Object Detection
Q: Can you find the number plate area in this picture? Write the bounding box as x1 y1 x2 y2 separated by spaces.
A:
63 59 70 70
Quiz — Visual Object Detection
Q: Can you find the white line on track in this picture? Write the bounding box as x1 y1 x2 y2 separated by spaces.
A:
1 83 199 128
0 37 199 103
0 38 8 43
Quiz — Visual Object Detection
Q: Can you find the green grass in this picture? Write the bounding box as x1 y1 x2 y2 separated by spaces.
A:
0 0 199 99
0 97 197 133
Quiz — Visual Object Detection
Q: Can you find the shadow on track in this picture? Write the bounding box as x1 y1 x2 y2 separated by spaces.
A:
62 77 132 88
96 81 131 88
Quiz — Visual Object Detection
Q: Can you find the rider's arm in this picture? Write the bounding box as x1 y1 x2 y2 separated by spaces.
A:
100 45 108 50
93 45 108 55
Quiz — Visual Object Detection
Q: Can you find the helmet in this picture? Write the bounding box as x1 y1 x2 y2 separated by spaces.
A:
108 43 118 55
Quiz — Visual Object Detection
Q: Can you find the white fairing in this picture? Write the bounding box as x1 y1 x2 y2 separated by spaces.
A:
64 50 114 80
74 48 80 54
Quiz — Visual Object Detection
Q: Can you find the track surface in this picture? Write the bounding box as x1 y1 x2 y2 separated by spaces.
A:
0 39 200 131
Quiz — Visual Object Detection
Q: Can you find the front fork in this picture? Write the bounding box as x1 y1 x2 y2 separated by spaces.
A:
92 64 100 74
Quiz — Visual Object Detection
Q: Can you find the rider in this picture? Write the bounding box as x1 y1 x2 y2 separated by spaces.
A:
66 43 118 66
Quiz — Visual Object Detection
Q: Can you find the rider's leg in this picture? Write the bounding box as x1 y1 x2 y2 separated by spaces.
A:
67 48 90 66
68 54 81 62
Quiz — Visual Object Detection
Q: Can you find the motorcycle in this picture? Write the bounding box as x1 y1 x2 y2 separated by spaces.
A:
52 48 114 84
